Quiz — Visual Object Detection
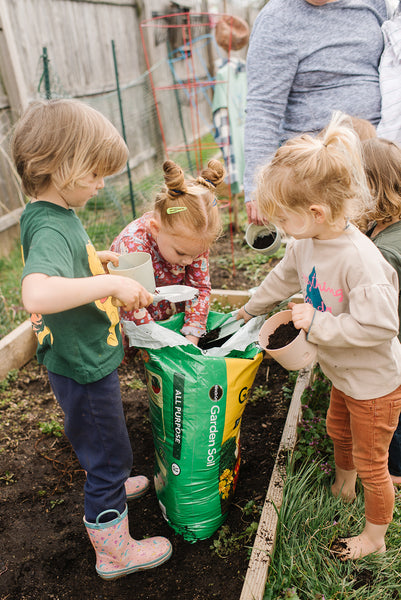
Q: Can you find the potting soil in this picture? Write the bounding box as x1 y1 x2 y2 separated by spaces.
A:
267 321 299 349
253 232 276 249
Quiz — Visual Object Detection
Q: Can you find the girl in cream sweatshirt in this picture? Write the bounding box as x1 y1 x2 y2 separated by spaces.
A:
238 112 401 561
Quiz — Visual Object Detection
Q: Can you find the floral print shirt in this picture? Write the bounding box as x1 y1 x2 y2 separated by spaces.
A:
110 212 211 337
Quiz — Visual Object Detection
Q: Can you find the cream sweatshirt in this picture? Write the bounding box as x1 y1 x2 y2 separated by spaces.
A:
246 224 401 399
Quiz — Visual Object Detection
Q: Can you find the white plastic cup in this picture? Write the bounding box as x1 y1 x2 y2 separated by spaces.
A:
107 252 156 293
258 309 317 370
245 224 282 255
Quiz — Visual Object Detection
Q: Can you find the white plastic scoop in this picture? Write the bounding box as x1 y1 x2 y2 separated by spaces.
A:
112 284 198 307
151 285 199 303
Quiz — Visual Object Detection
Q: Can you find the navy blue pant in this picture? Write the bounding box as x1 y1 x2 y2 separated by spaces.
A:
47 369 132 522
389 414 401 477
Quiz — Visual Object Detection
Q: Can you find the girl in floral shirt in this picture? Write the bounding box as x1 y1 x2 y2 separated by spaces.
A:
111 159 225 345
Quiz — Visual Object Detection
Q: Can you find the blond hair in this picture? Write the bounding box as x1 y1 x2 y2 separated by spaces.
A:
350 116 377 142
11 99 128 197
154 159 225 243
362 137 401 225
255 111 372 230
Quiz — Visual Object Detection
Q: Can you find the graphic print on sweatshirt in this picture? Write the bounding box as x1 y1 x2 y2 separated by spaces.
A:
303 267 344 314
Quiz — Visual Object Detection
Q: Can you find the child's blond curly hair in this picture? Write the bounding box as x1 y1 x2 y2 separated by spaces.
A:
11 99 128 197
154 159 226 244
255 111 373 231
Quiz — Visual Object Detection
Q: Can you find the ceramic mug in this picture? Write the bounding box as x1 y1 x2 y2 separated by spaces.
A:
245 223 282 255
258 309 317 370
107 252 156 293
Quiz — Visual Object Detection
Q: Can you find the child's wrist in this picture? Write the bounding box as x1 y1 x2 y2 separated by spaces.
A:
243 305 257 318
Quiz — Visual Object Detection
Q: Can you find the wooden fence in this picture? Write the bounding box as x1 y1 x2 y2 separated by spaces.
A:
0 0 260 256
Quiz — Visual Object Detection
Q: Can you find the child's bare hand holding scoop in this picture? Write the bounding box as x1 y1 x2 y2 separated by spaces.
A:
110 276 153 311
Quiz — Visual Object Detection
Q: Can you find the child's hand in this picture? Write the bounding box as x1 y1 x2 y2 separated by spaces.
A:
185 334 199 345
111 275 153 311
97 250 120 272
288 301 314 332
237 305 253 323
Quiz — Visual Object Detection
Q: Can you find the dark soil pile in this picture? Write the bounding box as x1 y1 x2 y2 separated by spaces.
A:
0 229 290 600
267 321 299 350
253 232 276 250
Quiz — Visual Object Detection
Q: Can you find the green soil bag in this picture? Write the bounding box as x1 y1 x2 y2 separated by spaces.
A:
123 311 264 542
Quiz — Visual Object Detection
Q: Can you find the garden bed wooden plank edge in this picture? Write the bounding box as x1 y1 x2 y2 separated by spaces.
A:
0 318 37 380
240 365 314 600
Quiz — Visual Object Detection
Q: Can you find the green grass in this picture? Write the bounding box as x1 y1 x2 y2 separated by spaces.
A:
0 240 28 338
264 460 401 600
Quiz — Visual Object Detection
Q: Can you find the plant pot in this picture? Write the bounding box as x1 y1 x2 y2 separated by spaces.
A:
245 223 282 255
258 309 317 370
107 252 156 293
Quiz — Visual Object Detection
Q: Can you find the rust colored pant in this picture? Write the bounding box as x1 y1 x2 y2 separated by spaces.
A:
326 385 401 525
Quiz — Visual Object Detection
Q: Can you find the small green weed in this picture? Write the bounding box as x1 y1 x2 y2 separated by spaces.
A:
0 369 19 392
281 370 298 402
210 522 258 558
126 377 145 390
38 419 63 438
282 590 301 600
210 500 262 558
0 470 16 485
280 591 326 600
242 499 263 518
49 498 65 510
249 384 271 406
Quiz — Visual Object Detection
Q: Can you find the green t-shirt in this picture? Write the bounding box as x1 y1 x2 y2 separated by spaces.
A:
20 201 123 384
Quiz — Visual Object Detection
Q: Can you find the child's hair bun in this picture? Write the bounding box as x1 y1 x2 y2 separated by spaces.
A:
199 159 226 189
163 160 186 196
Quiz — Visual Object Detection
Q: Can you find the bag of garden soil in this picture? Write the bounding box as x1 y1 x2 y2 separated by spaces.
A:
123 311 264 541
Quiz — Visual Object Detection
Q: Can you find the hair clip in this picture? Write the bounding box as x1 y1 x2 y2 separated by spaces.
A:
169 188 182 196
212 198 218 207
167 206 187 214
204 178 216 188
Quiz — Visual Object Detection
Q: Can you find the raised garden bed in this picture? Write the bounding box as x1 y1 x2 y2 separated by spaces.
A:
0 231 304 599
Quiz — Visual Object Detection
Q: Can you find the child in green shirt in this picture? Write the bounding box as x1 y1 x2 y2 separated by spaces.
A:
13 99 171 580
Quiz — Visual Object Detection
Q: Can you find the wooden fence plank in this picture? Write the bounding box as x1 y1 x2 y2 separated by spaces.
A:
0 0 29 116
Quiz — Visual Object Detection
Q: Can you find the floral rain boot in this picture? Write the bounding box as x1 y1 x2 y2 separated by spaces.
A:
84 505 172 580
125 475 149 500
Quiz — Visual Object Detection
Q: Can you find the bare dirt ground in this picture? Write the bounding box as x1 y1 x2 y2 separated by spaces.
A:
0 230 290 600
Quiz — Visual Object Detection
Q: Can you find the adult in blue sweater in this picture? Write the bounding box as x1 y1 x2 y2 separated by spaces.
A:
244 0 389 224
